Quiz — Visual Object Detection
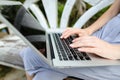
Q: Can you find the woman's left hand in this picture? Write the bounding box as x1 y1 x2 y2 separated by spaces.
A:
70 36 120 60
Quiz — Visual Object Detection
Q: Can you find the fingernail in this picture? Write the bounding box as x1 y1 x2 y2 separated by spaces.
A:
64 36 67 39
78 48 81 51
70 44 73 47
72 40 75 42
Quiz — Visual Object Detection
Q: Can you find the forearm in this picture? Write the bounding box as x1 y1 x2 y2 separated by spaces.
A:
85 0 120 34
113 44 120 50
110 44 120 59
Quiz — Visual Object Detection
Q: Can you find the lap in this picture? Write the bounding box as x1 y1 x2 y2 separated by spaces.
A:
20 14 120 80
33 69 67 80
20 47 120 80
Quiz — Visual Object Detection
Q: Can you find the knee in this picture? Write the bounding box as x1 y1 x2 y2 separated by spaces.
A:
19 47 34 59
20 47 41 63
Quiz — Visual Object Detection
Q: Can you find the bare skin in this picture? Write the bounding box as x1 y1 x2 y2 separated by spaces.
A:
26 73 33 80
70 36 120 60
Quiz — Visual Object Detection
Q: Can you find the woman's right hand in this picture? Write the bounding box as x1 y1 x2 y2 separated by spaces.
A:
60 28 92 39
70 36 120 60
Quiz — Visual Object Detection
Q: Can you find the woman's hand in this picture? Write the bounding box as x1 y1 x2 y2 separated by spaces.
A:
70 36 120 60
60 28 92 39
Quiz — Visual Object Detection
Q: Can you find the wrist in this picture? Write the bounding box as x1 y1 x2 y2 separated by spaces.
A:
84 27 95 35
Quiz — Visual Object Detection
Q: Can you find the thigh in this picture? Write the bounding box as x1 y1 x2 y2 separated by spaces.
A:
33 69 68 80
45 66 120 80
20 47 120 80
20 48 120 80
19 47 50 76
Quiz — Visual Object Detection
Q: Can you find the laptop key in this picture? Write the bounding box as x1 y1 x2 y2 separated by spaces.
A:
61 39 74 60
81 52 91 60
75 50 85 60
53 33 69 61
53 33 91 61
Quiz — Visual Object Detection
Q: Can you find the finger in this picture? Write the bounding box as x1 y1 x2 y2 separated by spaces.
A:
61 28 82 39
72 36 87 42
78 47 113 59
61 28 72 38
72 37 81 42
78 47 106 57
70 41 95 48
78 47 97 53
78 33 84 37
61 31 76 39
72 36 93 43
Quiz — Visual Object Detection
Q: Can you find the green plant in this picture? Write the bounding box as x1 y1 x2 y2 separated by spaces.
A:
14 0 25 3
58 1 65 27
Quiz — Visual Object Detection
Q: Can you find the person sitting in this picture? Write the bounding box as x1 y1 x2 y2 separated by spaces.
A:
20 0 120 80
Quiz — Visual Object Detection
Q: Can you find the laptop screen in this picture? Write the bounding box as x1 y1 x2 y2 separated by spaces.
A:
0 5 46 54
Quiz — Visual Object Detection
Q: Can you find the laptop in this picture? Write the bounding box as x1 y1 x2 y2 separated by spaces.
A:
0 4 120 68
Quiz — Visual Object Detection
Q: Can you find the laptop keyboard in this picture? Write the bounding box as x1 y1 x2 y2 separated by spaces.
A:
52 33 91 61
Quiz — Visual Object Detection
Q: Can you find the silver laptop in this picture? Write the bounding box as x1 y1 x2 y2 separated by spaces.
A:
0 4 120 68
